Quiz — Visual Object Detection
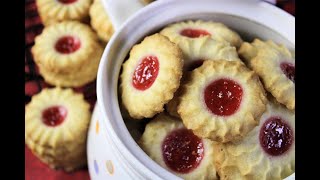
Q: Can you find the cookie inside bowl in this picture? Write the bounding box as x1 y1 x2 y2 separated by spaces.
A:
96 2 294 179
116 17 294 179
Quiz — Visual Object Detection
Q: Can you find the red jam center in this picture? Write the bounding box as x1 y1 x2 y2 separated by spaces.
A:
132 56 159 91
42 106 67 127
180 28 211 38
58 0 77 4
187 60 204 71
259 117 293 156
162 128 204 174
280 62 295 83
204 78 243 116
55 36 81 54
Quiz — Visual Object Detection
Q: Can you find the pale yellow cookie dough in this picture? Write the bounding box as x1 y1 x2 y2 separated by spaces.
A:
120 33 183 119
238 39 295 110
178 60 267 143
214 99 295 180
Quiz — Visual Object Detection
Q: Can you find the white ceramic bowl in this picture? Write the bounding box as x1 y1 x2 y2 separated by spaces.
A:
87 0 295 179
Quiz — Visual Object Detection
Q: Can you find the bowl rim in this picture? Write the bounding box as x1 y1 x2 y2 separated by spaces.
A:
96 0 295 179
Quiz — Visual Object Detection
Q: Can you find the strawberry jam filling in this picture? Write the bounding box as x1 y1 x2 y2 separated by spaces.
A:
187 60 204 71
204 78 243 116
162 128 204 173
132 56 159 91
55 36 81 54
180 28 211 38
259 116 293 156
280 62 295 83
58 0 77 4
42 106 67 127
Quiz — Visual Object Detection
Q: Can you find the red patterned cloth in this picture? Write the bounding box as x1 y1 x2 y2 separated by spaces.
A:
25 145 90 180
25 0 294 179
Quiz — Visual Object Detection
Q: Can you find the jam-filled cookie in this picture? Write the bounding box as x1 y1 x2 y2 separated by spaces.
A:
178 60 267 143
238 39 295 110
160 20 243 48
214 99 295 180
165 37 241 118
36 0 92 26
89 0 114 42
32 21 103 87
139 113 217 180
25 87 91 171
120 33 183 119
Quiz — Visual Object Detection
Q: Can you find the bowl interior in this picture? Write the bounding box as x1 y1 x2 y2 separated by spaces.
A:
97 1 294 179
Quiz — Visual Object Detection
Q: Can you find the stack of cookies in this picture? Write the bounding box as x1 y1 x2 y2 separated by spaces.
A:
31 21 103 87
27 0 104 172
26 0 136 172
25 88 91 172
26 0 156 172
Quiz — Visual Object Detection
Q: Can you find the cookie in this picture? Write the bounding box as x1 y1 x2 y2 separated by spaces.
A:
120 33 183 119
178 60 267 143
31 21 103 87
160 20 243 48
89 0 114 42
32 21 101 72
37 46 101 87
139 113 217 180
238 39 295 110
214 99 295 180
166 72 192 118
25 87 91 172
238 39 292 67
26 137 87 172
176 36 241 71
36 0 92 26
165 37 241 118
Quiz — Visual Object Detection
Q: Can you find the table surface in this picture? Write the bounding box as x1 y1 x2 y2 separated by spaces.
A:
24 0 295 179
